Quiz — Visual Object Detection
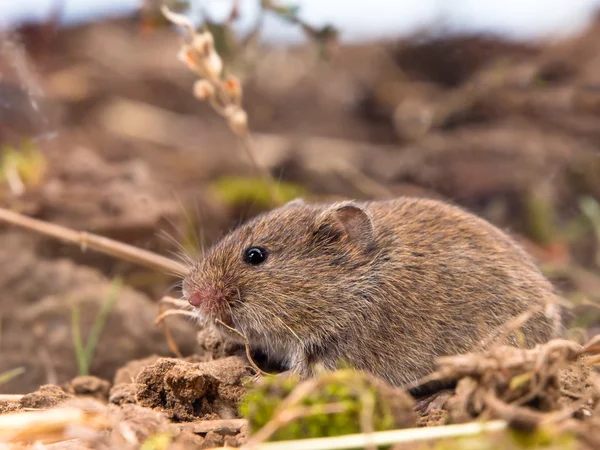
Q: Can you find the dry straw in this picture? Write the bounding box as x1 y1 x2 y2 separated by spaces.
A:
162 5 281 205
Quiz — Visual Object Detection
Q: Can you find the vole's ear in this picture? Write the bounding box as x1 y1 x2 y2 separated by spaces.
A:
315 202 375 252
284 198 305 207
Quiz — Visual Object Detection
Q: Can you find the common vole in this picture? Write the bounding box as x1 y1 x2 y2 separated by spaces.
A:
183 197 560 387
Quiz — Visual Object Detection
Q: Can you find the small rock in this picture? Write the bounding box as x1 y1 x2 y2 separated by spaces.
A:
65 376 111 401
109 383 139 405
20 384 73 409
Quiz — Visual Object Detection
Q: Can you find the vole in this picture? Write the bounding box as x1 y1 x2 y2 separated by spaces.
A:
183 197 560 387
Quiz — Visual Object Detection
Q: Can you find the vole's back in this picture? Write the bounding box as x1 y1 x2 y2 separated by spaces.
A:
342 198 559 386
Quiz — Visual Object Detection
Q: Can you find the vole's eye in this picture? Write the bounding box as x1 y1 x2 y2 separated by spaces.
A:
243 247 268 265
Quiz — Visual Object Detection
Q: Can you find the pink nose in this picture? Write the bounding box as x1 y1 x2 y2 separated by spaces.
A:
187 288 221 307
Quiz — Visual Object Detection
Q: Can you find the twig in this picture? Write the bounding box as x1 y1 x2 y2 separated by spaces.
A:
215 318 268 376
0 207 187 276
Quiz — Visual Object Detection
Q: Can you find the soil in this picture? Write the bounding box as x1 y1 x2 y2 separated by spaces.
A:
0 6 600 449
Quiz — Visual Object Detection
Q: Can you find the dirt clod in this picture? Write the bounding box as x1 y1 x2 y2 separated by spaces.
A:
109 383 139 405
65 376 111 402
20 384 74 409
135 356 253 421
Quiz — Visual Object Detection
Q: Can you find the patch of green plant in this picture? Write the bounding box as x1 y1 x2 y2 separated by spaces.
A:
430 426 576 450
210 176 308 209
0 141 46 191
522 185 556 245
0 367 25 385
509 426 576 449
140 432 172 450
71 277 123 376
239 369 412 442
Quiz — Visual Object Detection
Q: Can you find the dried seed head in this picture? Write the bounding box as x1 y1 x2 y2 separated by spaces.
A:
177 46 200 71
204 51 223 79
192 31 215 56
193 80 215 100
225 106 248 136
224 76 242 103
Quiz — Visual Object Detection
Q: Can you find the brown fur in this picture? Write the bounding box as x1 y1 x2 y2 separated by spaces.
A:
183 197 561 387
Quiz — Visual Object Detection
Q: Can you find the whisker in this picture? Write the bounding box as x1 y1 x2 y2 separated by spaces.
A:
174 192 202 251
272 313 303 346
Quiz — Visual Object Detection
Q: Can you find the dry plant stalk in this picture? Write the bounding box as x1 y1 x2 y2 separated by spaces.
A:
161 6 281 205
0 206 186 276
206 420 507 450
156 296 196 358
0 407 107 444
215 318 269 376
0 208 190 357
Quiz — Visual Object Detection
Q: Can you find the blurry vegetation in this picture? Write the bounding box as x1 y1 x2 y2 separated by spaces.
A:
0 141 46 196
240 369 414 442
432 427 576 450
0 367 25 386
508 427 577 450
210 176 307 209
579 196 600 268
140 432 173 450
143 0 338 70
71 278 123 376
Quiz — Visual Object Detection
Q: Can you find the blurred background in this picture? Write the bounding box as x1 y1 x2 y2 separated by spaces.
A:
1 0 600 394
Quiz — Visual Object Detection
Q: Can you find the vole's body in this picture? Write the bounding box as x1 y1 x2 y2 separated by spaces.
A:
184 197 560 387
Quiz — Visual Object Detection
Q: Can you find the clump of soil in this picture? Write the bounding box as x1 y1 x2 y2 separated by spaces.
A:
19 384 73 409
65 376 111 402
134 356 253 421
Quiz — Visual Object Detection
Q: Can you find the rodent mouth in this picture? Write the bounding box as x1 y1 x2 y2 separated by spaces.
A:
186 290 234 327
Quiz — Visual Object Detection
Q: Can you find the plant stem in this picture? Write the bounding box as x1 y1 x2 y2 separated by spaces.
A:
0 207 186 276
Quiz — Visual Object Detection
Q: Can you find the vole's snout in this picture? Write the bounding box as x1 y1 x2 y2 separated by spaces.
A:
187 286 224 308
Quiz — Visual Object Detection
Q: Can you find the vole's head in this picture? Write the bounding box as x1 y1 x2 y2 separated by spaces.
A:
182 199 377 350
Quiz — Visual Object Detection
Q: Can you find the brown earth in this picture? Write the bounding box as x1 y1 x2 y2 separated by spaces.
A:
1 6 600 449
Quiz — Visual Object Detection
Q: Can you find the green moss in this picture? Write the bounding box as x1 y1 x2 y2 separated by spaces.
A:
509 427 576 449
239 370 413 443
430 427 576 450
210 176 308 209
140 432 172 450
0 141 46 191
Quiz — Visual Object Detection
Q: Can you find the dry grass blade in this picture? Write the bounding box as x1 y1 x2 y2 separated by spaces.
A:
0 394 23 402
209 420 507 450
0 407 107 444
155 296 195 358
215 318 268 376
0 207 187 276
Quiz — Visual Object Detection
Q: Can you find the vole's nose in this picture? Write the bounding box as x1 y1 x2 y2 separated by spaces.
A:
187 287 222 307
